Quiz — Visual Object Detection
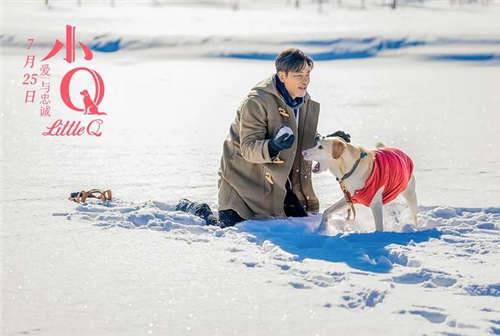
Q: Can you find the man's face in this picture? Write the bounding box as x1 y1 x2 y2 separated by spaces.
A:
278 65 311 99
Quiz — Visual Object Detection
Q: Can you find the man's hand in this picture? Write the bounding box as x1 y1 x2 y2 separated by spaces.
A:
268 125 294 156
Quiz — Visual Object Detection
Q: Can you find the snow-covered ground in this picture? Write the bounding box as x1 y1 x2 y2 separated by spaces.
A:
2 2 500 335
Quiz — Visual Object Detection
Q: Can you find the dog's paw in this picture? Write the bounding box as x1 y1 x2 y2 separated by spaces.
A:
316 225 327 234
318 220 341 235
316 215 329 233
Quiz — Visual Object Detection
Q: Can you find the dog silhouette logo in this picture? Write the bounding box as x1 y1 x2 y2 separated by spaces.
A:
80 89 106 115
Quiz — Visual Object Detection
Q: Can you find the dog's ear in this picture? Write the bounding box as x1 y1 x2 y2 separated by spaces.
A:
331 138 347 159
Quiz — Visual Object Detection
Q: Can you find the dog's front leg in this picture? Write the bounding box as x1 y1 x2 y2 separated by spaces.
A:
369 187 384 232
318 197 347 232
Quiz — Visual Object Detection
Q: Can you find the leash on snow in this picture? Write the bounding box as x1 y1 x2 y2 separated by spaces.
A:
68 189 112 203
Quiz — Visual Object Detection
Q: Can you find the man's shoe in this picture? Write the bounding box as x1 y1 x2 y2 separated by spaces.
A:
176 199 218 226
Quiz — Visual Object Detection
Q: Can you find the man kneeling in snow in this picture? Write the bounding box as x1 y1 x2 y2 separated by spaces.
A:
177 48 321 228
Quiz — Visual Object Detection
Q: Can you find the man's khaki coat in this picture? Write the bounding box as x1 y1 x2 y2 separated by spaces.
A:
217 75 320 219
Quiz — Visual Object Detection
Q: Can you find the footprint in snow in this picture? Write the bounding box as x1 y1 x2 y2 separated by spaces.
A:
397 309 448 324
392 268 457 288
339 289 387 309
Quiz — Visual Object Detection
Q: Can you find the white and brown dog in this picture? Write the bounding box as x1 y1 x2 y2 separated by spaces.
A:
302 135 418 232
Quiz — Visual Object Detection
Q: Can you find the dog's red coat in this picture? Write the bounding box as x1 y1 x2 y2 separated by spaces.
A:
351 148 414 206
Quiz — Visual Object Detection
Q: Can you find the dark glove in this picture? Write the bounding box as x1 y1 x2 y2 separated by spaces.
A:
326 130 351 143
268 125 295 157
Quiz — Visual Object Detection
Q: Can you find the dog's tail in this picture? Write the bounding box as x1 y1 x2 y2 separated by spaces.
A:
375 141 386 149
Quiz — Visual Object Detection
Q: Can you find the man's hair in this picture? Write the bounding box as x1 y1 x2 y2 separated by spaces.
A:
275 48 314 74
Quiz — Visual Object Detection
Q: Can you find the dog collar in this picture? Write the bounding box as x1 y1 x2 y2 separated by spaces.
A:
336 152 367 183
